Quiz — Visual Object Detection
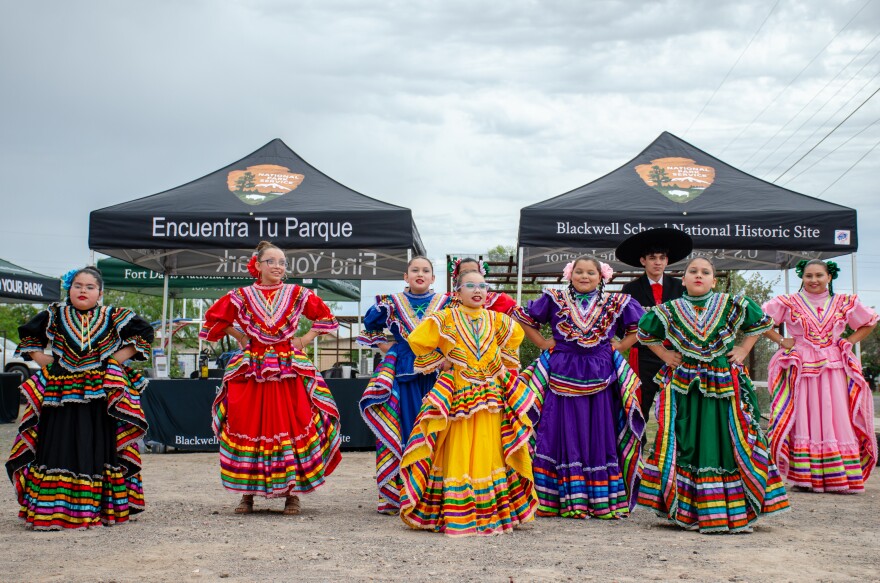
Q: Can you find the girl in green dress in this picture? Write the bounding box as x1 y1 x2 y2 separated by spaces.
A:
637 257 790 533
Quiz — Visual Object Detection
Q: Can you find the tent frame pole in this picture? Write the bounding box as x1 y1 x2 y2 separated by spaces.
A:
160 273 169 378
516 247 524 305
852 253 861 360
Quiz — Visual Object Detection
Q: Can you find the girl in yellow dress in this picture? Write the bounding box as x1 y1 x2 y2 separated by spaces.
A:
399 269 537 536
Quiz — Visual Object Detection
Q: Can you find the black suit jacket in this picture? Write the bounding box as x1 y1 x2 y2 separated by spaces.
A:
621 274 685 365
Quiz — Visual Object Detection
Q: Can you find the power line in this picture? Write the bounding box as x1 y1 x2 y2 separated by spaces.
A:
772 84 880 183
781 116 880 186
742 33 880 168
817 133 880 196
753 51 880 175
719 0 873 156
683 0 779 137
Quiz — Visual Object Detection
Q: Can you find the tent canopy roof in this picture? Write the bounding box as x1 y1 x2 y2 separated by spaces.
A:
0 259 60 304
518 131 857 272
89 139 425 279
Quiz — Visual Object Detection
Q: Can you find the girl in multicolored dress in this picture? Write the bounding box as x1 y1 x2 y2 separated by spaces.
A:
763 259 877 492
7 266 153 530
358 256 450 514
200 241 341 515
515 256 645 519
637 257 790 533
399 269 537 536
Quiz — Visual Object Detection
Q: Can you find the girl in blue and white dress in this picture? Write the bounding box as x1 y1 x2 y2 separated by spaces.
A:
358 256 450 514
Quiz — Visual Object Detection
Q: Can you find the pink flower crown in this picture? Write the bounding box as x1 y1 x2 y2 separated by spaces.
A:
562 260 613 283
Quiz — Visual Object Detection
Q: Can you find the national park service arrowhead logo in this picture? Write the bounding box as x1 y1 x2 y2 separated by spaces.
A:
634 157 715 204
227 164 304 206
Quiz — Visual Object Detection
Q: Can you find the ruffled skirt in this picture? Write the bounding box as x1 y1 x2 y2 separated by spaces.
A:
214 369 341 497
639 364 790 533
6 361 147 530
399 370 537 536
359 347 437 513
522 350 644 519
767 342 876 493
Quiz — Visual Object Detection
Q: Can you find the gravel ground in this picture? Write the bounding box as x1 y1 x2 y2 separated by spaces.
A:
1 418 879 582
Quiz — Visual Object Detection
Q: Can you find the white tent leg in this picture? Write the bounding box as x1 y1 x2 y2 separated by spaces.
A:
168 298 174 376
784 268 790 294
197 299 203 365
160 273 169 378
516 247 524 305
852 253 861 360
357 300 363 375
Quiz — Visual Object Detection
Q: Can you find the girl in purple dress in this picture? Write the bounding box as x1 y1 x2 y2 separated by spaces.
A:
515 256 645 518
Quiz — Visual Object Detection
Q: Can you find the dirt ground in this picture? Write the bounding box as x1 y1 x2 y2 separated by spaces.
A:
1 419 879 583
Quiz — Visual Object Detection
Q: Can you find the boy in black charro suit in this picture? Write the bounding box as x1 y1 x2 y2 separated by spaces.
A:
617 228 692 425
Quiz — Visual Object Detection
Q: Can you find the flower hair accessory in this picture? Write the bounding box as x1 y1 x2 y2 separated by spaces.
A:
246 254 260 279
562 261 614 283
826 260 840 280
60 268 79 291
449 257 489 278
795 259 839 280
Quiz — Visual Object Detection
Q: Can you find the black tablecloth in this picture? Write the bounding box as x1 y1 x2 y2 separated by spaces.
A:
141 378 374 452
0 373 21 423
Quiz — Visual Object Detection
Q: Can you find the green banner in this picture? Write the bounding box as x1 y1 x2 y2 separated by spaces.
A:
96 258 360 302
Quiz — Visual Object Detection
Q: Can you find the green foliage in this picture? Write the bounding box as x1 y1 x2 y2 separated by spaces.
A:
726 271 780 382
486 245 516 262
519 323 552 368
853 313 880 387
0 303 42 343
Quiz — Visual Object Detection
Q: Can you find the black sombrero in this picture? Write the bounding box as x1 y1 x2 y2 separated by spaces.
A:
615 228 693 268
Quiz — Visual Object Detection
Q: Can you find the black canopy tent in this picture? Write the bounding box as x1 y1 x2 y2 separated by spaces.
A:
89 138 426 279
96 257 361 302
89 139 425 376
0 259 60 304
516 131 858 297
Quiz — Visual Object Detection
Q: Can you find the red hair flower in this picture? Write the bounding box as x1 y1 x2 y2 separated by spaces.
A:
247 254 260 279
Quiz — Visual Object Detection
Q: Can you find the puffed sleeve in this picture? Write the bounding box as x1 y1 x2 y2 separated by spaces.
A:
486 291 517 315
357 302 389 347
409 312 452 372
615 296 645 338
762 296 789 327
845 295 879 330
739 295 773 336
16 310 50 359
637 309 667 346
117 309 154 361
302 289 339 335
199 293 239 342
495 312 524 369
511 292 554 329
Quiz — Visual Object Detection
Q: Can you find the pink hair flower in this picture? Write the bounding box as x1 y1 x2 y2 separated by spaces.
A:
562 261 574 281
600 262 614 283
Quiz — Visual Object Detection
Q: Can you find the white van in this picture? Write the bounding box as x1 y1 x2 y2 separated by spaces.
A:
2 338 40 382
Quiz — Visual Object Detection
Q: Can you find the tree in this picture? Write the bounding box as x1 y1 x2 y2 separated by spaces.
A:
725 270 779 383
234 171 256 192
0 303 41 343
648 165 671 188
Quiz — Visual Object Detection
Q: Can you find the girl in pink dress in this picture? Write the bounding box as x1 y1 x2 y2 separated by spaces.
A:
764 259 877 493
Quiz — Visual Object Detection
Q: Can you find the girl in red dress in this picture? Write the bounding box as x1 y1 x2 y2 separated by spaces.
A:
200 241 341 515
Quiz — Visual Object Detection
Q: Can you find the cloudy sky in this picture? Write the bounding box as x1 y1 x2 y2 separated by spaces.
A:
2 0 878 312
